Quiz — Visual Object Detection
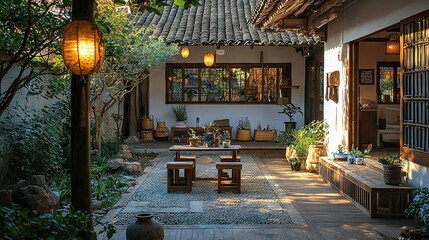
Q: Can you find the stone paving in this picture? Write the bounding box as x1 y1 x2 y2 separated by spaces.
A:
109 153 295 226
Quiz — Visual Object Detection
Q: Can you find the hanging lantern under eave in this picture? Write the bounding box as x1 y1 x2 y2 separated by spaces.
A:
204 52 215 67
62 20 105 76
385 33 400 55
181 47 190 58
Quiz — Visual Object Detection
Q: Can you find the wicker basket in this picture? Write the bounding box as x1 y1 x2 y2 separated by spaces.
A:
140 130 154 141
382 165 402 185
141 115 154 130
236 129 251 141
254 130 277 142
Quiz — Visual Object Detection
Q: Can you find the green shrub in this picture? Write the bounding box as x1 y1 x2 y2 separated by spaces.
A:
0 103 67 183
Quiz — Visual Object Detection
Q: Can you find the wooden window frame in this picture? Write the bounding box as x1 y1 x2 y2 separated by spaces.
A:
165 63 291 104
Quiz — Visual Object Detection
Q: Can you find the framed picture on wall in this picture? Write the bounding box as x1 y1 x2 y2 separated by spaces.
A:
359 69 374 85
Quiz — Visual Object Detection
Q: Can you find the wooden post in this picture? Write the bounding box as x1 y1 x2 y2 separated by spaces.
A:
70 0 96 239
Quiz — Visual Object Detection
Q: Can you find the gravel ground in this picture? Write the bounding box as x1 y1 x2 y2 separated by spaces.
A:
114 153 292 225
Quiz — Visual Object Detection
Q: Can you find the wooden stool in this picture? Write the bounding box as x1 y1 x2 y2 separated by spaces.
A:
167 161 193 193
174 155 197 181
220 155 241 162
216 162 242 193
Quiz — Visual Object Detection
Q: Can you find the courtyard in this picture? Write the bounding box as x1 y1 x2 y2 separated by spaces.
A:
97 142 412 239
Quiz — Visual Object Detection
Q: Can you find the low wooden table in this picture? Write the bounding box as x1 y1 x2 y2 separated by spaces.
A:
169 145 241 163
319 157 414 218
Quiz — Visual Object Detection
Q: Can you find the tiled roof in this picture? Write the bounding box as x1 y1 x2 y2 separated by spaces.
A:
133 0 320 46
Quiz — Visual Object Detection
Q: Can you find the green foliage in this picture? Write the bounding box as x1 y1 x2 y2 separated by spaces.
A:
0 0 70 115
278 103 303 122
405 188 429 232
0 204 89 239
378 153 402 166
277 129 296 146
0 204 116 239
302 120 329 145
0 102 67 183
171 104 188 121
292 129 313 158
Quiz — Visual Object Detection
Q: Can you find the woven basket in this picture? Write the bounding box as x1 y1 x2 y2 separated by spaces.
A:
254 131 277 142
141 115 154 130
236 129 251 141
382 165 402 185
140 130 154 141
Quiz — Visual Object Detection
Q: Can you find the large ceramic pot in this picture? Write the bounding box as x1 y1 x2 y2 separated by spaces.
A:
126 213 164 240
382 165 402 185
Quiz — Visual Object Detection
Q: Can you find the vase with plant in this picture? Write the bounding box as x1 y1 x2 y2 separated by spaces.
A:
187 128 199 147
285 129 312 171
278 103 303 131
171 104 188 127
353 148 368 165
333 144 348 161
304 120 329 171
378 153 403 185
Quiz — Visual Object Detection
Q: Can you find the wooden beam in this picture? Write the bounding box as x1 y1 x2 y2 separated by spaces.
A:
308 0 343 27
309 7 340 30
261 0 297 29
294 0 315 17
277 18 308 29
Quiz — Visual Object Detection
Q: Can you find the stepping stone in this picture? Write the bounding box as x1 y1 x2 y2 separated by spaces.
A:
189 201 204 212
267 201 282 211
123 201 150 213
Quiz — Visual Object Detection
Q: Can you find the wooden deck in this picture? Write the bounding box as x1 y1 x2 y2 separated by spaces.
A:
100 148 413 240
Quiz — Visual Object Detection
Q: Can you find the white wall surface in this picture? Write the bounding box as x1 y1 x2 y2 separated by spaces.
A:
148 45 306 138
326 1 429 188
342 0 429 43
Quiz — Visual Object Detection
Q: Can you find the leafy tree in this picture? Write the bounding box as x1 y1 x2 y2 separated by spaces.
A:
89 1 179 151
0 0 196 118
0 0 71 116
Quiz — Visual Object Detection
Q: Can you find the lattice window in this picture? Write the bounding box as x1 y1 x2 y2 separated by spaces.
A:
402 10 429 157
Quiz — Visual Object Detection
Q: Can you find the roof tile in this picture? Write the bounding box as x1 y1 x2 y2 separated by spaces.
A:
134 0 318 45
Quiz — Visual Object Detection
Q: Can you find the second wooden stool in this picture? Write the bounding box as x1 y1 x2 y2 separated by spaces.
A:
167 161 194 193
216 162 242 193
175 155 197 181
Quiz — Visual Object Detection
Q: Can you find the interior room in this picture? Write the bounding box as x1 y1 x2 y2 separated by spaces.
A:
357 25 401 149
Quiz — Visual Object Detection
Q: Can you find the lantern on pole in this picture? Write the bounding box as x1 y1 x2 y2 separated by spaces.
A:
62 20 105 76
181 47 190 58
204 52 215 67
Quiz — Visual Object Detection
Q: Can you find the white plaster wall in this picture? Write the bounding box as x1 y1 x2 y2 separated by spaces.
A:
148 45 306 138
342 0 429 43
324 18 349 154
326 1 429 188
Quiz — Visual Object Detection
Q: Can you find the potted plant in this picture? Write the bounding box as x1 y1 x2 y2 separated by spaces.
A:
378 153 403 185
353 148 368 165
187 128 199 147
171 104 188 127
278 103 303 131
285 128 312 171
305 120 329 171
333 144 348 161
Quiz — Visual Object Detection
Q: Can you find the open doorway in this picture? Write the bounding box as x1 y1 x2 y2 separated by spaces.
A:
350 25 401 150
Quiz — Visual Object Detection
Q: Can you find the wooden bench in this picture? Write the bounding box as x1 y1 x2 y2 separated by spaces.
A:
175 155 196 181
318 157 414 218
220 155 241 162
216 162 242 193
166 161 194 193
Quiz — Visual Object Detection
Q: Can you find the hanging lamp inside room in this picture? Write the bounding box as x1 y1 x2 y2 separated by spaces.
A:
181 47 190 58
385 32 400 55
204 52 215 67
62 20 105 76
